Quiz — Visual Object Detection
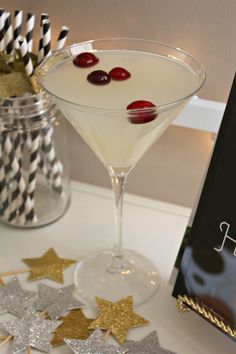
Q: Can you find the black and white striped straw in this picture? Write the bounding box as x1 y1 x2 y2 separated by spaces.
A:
18 36 34 77
0 134 10 220
0 8 5 52
8 132 22 223
27 130 40 203
3 134 36 224
25 12 35 53
56 26 69 50
42 19 51 59
13 9 23 49
38 13 49 63
4 12 14 62
41 125 63 195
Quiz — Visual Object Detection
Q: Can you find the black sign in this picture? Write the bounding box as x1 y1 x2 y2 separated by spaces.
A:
173 73 236 336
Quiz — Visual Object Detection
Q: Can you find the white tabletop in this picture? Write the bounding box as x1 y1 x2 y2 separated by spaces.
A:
0 181 235 354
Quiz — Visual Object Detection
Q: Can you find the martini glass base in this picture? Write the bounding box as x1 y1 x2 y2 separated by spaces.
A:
74 249 160 306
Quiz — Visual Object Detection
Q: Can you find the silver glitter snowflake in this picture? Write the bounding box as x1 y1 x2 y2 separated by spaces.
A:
0 307 61 353
123 331 177 354
0 277 37 317
34 283 84 319
64 329 128 354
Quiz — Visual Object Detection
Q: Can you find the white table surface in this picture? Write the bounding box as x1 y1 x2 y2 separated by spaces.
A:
0 181 235 354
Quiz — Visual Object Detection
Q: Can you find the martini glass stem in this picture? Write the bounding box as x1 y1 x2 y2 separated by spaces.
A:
107 167 130 273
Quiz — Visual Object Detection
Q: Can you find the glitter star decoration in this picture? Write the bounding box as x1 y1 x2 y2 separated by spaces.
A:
64 329 128 354
0 277 37 317
0 307 61 354
51 308 93 346
89 296 149 344
34 283 84 319
22 248 76 283
123 330 177 354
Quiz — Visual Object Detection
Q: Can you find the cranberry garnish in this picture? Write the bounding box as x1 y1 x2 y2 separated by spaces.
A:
73 52 99 68
109 67 131 81
127 100 158 124
87 70 111 85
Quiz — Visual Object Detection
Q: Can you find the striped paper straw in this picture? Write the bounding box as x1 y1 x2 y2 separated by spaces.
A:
4 12 14 62
38 153 51 182
3 134 36 224
0 133 10 220
18 36 34 77
41 125 63 195
13 9 23 49
0 9 5 52
38 13 49 63
26 134 52 188
8 132 22 223
56 26 69 50
27 130 40 204
25 13 35 53
42 19 51 59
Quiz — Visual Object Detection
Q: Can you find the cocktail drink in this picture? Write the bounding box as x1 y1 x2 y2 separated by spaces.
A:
37 38 205 305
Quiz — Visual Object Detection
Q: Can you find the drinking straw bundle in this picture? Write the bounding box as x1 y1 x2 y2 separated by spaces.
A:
0 9 69 226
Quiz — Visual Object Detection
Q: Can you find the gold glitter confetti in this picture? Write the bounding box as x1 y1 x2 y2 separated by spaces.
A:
0 72 33 97
22 248 76 284
51 309 93 346
30 75 43 94
89 296 149 344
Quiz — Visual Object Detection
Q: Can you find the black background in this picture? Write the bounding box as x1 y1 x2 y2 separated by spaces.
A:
173 73 236 324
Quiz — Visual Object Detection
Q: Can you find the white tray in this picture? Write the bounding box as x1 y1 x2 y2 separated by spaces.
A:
0 181 235 354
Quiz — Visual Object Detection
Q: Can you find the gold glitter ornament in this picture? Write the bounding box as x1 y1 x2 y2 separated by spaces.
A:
89 296 149 344
51 309 93 346
22 248 76 283
9 52 38 73
0 72 33 97
0 54 13 73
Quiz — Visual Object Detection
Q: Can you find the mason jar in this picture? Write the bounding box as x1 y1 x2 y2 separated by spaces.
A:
0 92 70 228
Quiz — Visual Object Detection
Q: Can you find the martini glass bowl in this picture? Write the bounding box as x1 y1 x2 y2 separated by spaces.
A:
37 38 205 305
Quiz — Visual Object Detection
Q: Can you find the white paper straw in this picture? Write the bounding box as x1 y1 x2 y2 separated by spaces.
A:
18 36 34 77
8 132 22 223
27 130 40 203
13 9 23 49
25 13 35 53
3 134 36 224
41 124 63 195
56 26 69 50
0 134 10 220
4 12 14 62
38 13 49 63
42 19 51 59
0 9 5 52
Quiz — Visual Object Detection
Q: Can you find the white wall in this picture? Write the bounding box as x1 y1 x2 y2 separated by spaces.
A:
3 0 235 206
3 0 236 102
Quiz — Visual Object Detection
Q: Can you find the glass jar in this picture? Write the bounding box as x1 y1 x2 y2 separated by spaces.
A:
0 92 70 228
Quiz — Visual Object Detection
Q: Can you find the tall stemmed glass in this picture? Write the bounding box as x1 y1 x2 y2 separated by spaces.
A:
37 38 205 305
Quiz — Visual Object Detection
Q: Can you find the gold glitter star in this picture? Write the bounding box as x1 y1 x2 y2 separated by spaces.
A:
22 248 76 284
51 309 93 346
89 296 149 344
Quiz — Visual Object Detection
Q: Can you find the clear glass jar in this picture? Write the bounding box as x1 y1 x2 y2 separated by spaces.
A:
0 92 70 228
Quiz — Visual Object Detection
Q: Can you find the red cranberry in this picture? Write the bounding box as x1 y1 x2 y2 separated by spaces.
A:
87 70 111 85
109 67 131 81
127 100 158 124
73 52 99 68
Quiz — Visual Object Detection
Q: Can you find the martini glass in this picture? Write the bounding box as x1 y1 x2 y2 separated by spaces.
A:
37 38 205 305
